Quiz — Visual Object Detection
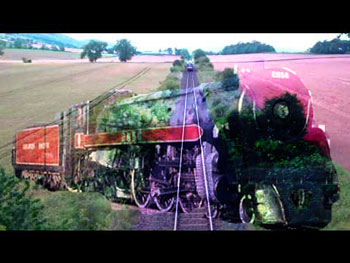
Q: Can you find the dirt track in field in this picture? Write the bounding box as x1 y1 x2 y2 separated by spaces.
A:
209 54 350 172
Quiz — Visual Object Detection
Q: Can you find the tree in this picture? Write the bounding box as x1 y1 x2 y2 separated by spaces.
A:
167 48 173 55
175 48 190 60
193 49 206 60
221 41 275 54
309 38 350 54
80 40 108 62
338 33 350 39
58 44 65 52
14 38 24 49
113 39 137 62
41 44 49 50
0 40 5 56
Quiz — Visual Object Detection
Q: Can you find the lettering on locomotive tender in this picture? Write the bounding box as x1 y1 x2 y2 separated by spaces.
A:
272 71 290 79
22 143 35 150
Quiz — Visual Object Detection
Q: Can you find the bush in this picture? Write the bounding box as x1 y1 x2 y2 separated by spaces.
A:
172 59 183 67
0 167 47 230
195 56 210 65
215 68 235 81
39 191 115 230
195 62 214 72
158 73 181 91
170 65 183 73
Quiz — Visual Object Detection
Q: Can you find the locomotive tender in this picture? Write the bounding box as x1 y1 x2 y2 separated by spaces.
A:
12 66 339 229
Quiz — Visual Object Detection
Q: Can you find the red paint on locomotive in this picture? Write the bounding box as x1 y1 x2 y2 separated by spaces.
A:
79 124 203 148
15 125 60 166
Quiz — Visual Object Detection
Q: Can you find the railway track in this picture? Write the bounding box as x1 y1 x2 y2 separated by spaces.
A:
113 70 223 231
172 70 217 231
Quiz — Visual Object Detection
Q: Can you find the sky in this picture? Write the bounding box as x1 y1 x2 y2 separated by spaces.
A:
65 33 342 53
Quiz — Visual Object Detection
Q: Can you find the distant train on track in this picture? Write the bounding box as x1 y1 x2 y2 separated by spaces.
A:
186 62 194 71
12 67 339 230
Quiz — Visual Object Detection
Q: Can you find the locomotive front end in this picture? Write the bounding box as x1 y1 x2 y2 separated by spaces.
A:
233 67 339 229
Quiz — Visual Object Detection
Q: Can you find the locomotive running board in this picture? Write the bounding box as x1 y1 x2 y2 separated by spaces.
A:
75 124 203 148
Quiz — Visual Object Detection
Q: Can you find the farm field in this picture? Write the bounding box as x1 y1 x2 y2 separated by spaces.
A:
210 53 350 173
0 48 82 60
0 62 172 173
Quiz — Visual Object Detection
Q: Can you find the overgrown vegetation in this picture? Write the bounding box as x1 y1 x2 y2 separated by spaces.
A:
324 163 350 230
221 41 276 54
215 68 236 81
157 72 182 91
99 100 172 131
0 166 139 230
170 59 185 72
156 59 183 91
38 191 116 230
195 55 236 84
0 167 47 230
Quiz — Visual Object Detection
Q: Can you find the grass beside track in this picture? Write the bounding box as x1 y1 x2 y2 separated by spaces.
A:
324 163 350 230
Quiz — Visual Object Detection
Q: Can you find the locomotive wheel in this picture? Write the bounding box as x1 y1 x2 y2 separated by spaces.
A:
130 169 151 208
204 201 220 219
239 195 256 224
154 195 175 212
179 193 202 213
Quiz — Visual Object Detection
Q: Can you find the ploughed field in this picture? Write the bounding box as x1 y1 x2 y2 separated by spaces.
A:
209 53 350 173
0 62 172 173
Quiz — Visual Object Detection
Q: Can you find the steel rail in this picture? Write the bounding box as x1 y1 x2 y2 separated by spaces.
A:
192 73 213 231
174 71 190 231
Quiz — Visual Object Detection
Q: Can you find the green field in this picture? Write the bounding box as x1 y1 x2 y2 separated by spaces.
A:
0 62 171 173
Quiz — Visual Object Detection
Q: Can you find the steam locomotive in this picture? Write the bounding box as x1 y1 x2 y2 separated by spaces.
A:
12 66 339 229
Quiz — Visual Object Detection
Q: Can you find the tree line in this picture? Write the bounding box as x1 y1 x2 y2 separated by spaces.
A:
80 39 137 62
0 37 65 51
309 35 350 54
221 41 276 55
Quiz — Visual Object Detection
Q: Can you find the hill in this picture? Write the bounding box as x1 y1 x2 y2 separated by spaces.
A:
2 33 86 48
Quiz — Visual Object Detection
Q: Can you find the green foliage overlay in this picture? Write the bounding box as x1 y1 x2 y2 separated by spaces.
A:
0 168 47 230
99 98 173 132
